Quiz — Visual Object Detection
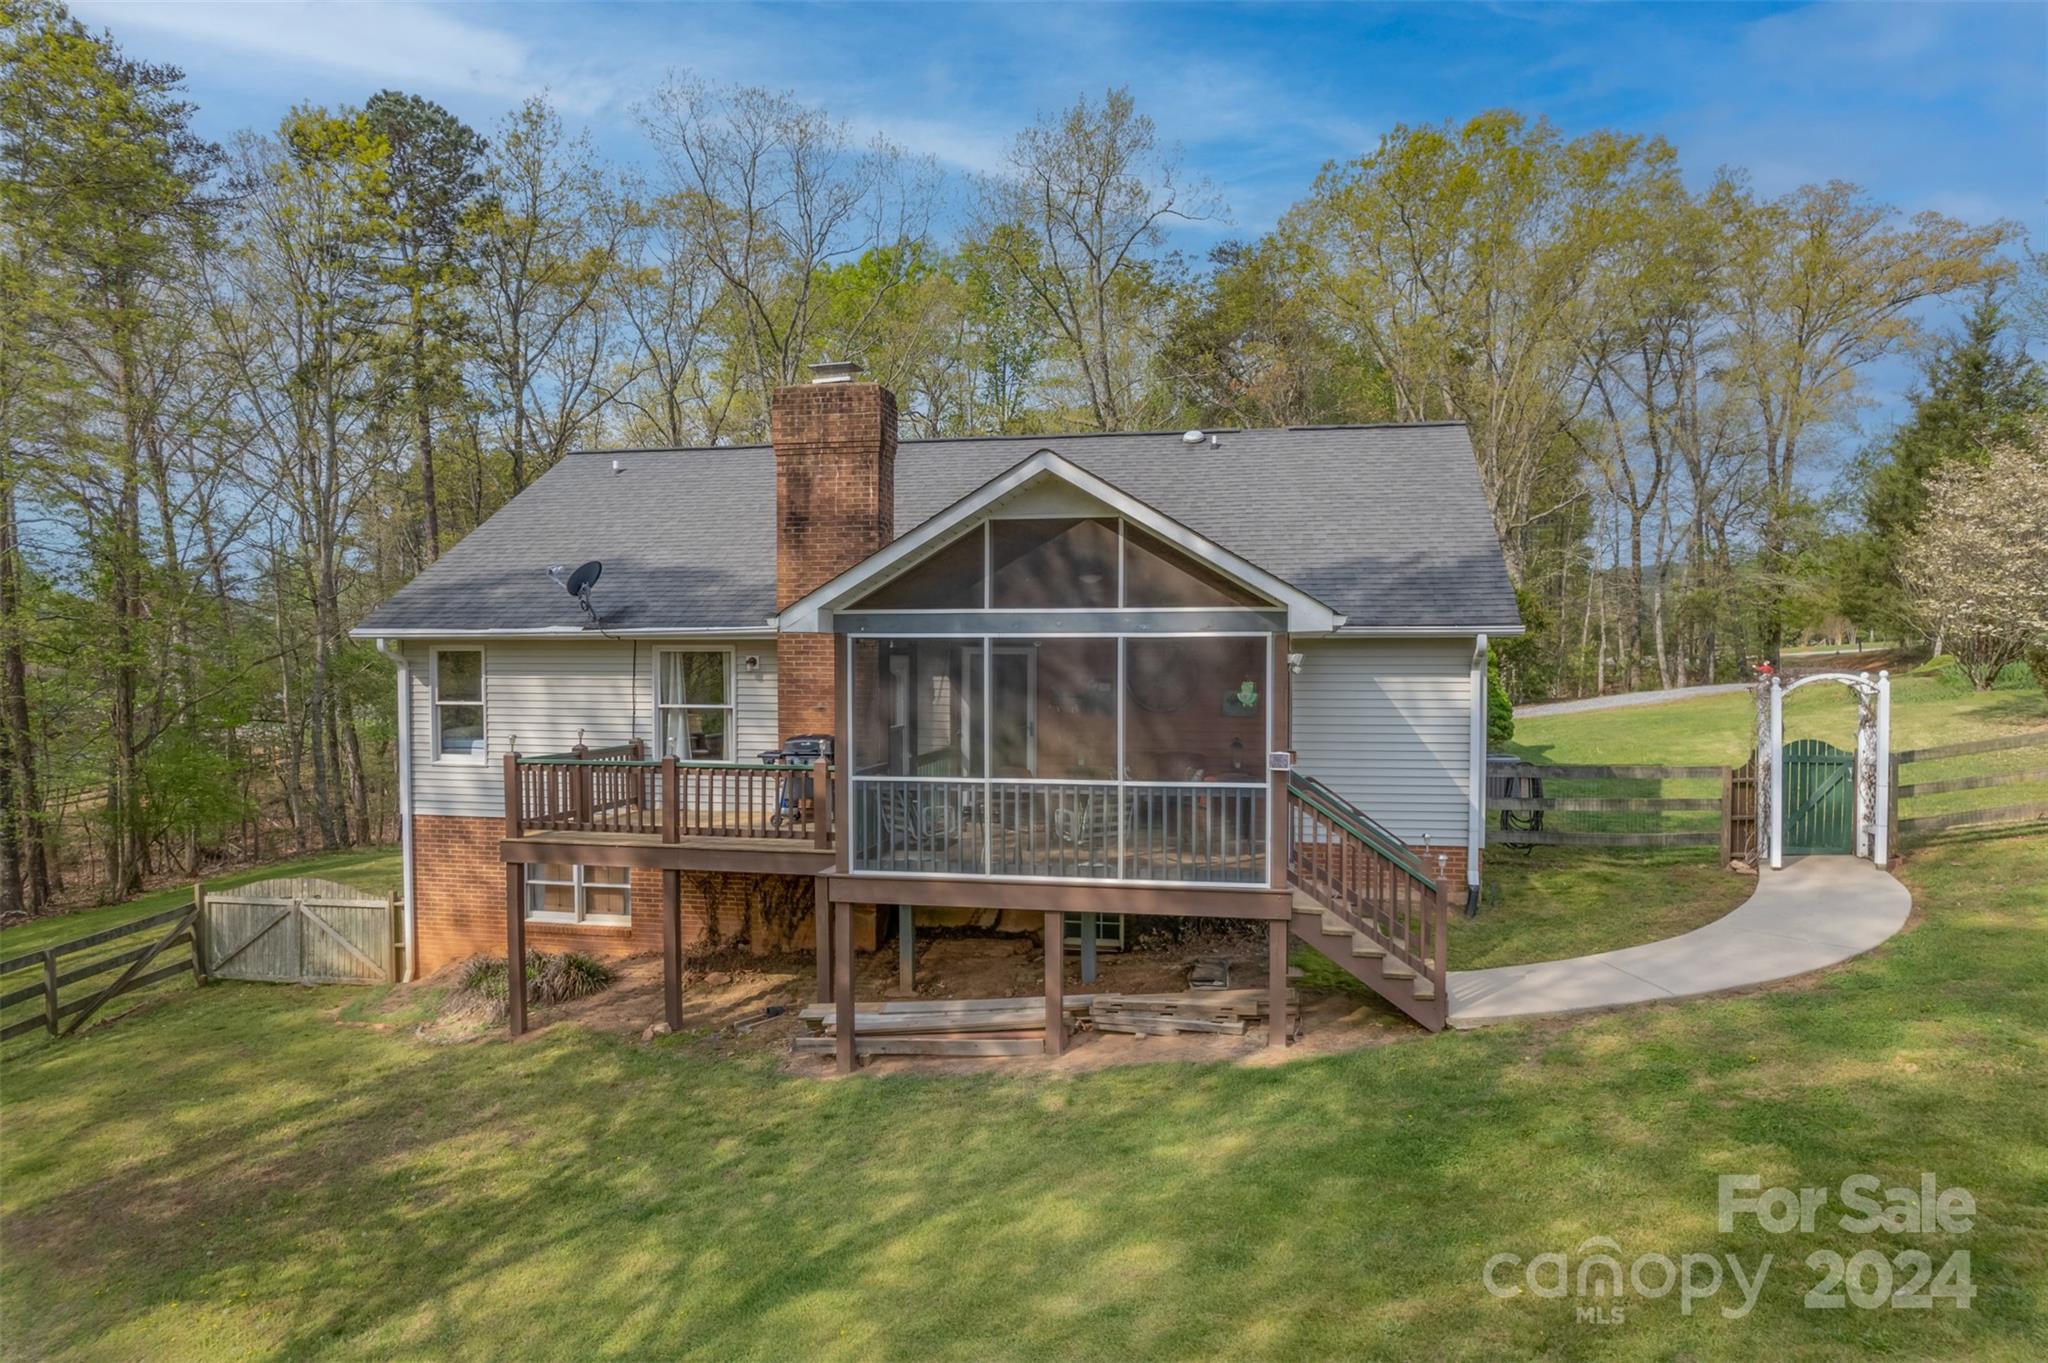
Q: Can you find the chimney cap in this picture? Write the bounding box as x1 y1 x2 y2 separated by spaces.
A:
808 359 864 385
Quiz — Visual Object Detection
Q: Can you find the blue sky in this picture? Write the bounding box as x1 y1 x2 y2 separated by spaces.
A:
69 0 2048 428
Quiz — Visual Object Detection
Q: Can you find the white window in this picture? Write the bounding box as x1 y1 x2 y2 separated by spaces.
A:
658 648 733 761
524 864 631 925
432 648 485 760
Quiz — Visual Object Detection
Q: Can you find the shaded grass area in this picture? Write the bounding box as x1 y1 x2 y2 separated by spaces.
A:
0 848 402 957
0 849 400 1052
2 833 2043 1362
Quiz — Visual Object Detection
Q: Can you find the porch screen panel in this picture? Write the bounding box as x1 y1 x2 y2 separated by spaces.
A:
1122 523 1269 607
850 638 985 778
1122 636 1268 782
991 639 1116 779
990 518 1119 608
850 637 989 874
1121 636 1268 883
851 527 987 610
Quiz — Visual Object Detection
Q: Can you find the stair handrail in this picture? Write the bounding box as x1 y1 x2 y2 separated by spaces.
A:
1285 772 1437 890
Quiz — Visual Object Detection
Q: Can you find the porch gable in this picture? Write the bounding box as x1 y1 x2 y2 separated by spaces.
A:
774 449 1346 635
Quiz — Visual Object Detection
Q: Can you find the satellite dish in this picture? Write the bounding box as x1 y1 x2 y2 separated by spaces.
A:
564 560 602 598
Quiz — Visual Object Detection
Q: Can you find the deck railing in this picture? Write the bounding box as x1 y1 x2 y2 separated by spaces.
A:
848 777 1267 883
1285 772 1447 1006
506 744 835 847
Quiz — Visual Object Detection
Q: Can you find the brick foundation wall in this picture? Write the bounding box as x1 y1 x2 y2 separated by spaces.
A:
1410 844 1471 893
771 379 896 739
412 815 861 975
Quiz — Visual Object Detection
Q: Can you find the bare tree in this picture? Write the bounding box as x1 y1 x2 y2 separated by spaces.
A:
641 76 934 430
608 184 736 447
1720 179 2015 662
467 96 621 491
975 87 1214 431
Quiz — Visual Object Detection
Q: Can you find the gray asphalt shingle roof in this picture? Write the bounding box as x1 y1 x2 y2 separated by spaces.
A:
353 424 1520 636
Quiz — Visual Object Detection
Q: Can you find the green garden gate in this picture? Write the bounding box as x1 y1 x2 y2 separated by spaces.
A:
1782 738 1855 855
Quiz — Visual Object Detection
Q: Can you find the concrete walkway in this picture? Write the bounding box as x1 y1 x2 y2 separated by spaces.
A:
1515 682 1748 718
1447 856 1911 1027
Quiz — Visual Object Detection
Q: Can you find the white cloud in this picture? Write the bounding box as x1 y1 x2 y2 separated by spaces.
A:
70 0 599 111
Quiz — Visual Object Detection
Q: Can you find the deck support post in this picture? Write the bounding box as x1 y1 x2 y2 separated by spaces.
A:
1044 910 1065 1057
897 905 914 993
1078 912 1097 984
814 875 832 1004
661 868 682 1032
833 900 855 1074
1267 918 1289 1048
505 862 527 1037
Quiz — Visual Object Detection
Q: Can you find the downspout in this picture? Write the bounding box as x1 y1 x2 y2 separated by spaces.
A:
1467 634 1488 913
376 638 419 981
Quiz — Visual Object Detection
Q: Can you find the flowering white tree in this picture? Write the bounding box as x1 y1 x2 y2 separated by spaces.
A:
1901 417 2048 689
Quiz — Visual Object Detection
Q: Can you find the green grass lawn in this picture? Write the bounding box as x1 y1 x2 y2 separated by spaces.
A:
2 831 2042 1361
4 686 2046 1362
1452 846 1750 970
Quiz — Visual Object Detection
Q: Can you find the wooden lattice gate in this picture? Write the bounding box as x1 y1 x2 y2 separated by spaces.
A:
201 878 398 984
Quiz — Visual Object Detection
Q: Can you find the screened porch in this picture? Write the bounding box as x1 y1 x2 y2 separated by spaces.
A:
836 513 1285 886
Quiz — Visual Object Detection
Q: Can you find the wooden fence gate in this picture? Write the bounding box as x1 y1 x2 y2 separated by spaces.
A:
202 878 398 985
1783 738 1856 855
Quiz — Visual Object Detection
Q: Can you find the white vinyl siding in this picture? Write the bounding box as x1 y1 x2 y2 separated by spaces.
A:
1289 638 1474 848
405 640 779 818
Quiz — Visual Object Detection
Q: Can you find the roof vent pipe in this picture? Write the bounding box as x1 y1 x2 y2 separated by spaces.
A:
809 359 864 385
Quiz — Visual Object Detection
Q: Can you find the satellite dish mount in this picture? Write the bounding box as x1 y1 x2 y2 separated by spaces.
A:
547 560 605 629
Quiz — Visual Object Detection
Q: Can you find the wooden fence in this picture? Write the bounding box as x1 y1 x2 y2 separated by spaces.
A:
1490 727 2048 863
201 877 400 985
1486 761 1728 850
1893 730 2048 841
0 902 204 1041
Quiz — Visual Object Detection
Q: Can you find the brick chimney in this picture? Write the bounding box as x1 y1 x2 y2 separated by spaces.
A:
772 361 896 739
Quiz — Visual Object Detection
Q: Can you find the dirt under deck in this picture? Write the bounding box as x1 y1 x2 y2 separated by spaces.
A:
383 927 1427 1075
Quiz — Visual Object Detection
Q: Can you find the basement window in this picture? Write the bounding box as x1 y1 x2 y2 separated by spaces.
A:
525 864 631 926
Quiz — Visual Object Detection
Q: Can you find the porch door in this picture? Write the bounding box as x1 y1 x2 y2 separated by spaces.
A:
992 646 1038 776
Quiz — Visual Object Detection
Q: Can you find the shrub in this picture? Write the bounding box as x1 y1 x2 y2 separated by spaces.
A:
451 950 616 1020
1487 654 1515 747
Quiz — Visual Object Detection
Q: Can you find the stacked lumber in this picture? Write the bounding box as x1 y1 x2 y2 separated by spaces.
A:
793 995 1081 1058
791 988 1299 1058
1086 988 1297 1039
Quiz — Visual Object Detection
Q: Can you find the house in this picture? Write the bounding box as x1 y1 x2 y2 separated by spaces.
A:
351 365 1521 1062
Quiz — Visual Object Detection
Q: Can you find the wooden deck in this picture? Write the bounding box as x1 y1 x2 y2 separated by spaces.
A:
500 828 836 875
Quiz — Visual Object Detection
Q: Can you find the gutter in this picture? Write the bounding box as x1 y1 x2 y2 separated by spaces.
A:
374 639 418 981
348 625 776 641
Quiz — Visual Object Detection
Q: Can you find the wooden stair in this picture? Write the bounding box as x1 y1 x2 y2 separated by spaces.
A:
1285 774 1452 1032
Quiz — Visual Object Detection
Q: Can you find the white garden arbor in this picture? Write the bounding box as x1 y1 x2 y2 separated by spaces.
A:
1756 670 1892 870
